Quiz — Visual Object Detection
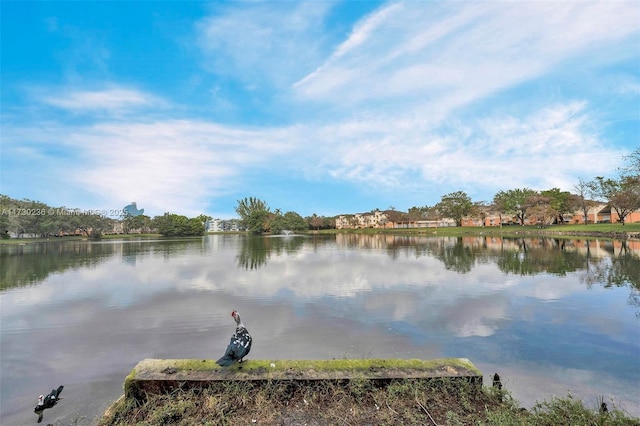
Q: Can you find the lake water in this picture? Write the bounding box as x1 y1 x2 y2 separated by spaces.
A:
1 234 639 424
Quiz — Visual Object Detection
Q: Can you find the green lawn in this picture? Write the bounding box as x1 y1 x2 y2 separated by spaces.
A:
0 233 163 244
3 223 639 245
320 222 640 237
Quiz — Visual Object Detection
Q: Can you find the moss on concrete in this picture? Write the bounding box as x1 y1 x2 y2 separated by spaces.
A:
122 368 137 399
131 357 479 375
123 358 482 404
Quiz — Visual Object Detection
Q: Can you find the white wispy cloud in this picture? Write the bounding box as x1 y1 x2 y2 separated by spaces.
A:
58 120 297 215
330 1 403 61
196 1 334 88
286 0 638 200
304 101 623 198
1 95 625 215
40 86 166 113
2 1 637 216
294 1 638 109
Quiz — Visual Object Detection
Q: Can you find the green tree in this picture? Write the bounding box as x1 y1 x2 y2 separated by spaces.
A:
153 213 204 236
308 213 324 230
493 188 538 226
270 211 285 235
12 200 46 237
235 197 270 234
79 213 112 239
525 194 555 227
540 188 577 224
196 214 212 224
284 211 308 232
270 211 308 234
123 214 148 234
407 206 431 221
589 176 639 225
435 191 473 226
0 216 8 238
187 217 205 236
29 201 54 237
407 207 419 220
323 216 335 229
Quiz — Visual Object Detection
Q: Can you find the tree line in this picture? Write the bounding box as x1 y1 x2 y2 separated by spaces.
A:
236 148 639 232
2 149 637 238
415 179 636 229
425 148 639 227
0 197 209 239
234 197 334 234
0 193 334 238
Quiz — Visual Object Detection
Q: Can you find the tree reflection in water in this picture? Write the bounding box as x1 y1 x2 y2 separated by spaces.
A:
2 235 638 315
236 235 306 270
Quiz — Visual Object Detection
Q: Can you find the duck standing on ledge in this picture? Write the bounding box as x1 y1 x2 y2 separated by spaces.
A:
34 385 63 423
216 310 252 367
35 385 63 412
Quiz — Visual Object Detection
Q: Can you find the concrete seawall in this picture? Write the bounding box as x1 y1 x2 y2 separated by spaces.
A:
124 358 482 404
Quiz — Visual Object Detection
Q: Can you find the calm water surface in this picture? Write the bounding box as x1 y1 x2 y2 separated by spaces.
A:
1 234 639 424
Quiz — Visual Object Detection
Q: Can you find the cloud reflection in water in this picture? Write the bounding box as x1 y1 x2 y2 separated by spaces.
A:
1 234 639 424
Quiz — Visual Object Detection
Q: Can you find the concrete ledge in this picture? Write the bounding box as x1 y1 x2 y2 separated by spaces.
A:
125 358 482 403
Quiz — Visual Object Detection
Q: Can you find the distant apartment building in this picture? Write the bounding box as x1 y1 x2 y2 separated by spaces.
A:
335 211 392 229
564 203 640 225
461 203 640 227
335 211 455 229
205 218 242 232
392 218 457 228
336 203 639 230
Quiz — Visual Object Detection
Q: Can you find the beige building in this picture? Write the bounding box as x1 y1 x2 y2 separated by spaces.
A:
337 203 639 230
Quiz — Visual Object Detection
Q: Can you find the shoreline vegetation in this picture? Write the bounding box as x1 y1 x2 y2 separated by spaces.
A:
1 223 639 245
98 375 639 426
316 223 640 240
97 358 640 425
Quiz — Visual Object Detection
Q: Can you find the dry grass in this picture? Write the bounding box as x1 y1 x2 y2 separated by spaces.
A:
100 378 501 425
99 378 640 426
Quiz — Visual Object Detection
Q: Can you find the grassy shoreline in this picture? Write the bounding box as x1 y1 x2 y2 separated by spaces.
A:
100 357 640 425
0 233 163 244
99 377 639 426
2 223 639 245
102 358 638 425
319 223 640 238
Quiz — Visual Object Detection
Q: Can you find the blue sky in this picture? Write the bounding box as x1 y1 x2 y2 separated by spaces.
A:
2 1 639 219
